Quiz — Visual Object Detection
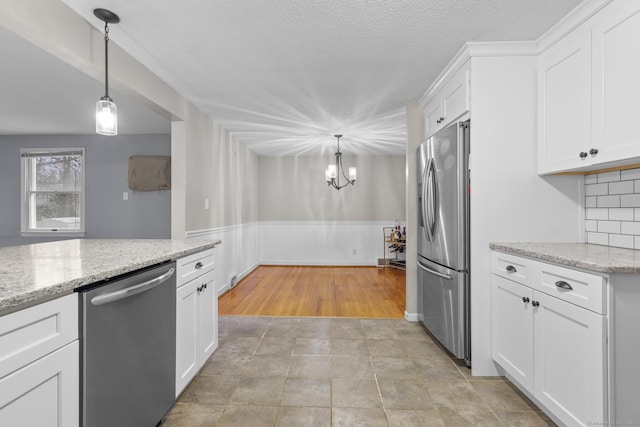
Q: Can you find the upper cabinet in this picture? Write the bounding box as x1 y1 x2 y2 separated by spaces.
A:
538 0 640 174
591 1 640 165
538 31 592 173
424 63 470 139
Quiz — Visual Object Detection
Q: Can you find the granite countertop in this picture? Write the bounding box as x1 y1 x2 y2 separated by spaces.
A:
490 242 640 274
0 239 221 315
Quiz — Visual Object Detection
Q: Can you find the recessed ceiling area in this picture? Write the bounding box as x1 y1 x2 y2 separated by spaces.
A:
0 25 169 136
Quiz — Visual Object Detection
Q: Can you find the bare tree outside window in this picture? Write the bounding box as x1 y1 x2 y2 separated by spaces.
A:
21 148 85 234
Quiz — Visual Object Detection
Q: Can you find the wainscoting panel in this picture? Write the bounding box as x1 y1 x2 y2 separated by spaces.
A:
259 221 397 266
186 222 260 295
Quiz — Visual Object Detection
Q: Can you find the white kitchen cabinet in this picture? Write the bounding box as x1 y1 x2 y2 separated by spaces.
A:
533 291 606 425
175 249 217 397
491 252 606 427
0 341 79 427
0 294 79 426
492 276 534 390
424 63 470 139
538 0 640 174
591 1 640 165
538 31 593 174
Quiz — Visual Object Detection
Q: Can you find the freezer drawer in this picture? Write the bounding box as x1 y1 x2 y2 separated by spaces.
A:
418 257 469 362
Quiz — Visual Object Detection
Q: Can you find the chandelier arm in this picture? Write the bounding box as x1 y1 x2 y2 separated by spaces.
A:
337 152 354 186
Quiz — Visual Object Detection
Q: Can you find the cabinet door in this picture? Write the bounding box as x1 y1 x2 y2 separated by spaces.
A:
592 1 640 164
441 67 469 128
424 97 442 139
176 280 198 397
492 275 534 390
533 292 606 427
197 271 218 364
0 341 79 427
538 31 592 174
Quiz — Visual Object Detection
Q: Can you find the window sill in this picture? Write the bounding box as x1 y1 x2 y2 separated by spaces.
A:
20 232 86 238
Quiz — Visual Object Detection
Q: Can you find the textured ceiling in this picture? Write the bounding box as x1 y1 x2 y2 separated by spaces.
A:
14 0 584 154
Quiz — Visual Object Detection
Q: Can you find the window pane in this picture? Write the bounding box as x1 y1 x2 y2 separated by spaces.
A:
33 193 80 230
34 155 82 192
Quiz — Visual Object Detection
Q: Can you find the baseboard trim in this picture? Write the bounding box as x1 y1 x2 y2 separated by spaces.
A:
404 311 419 322
260 260 377 267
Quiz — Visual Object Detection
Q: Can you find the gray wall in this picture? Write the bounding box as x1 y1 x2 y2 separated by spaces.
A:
0 134 171 247
258 155 405 221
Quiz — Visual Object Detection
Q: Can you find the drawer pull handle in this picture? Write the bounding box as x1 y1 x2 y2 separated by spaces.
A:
522 297 530 303
555 280 573 291
505 265 517 273
195 262 203 269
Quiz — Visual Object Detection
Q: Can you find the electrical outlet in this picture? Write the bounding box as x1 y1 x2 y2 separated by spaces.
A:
123 192 128 201
204 198 210 210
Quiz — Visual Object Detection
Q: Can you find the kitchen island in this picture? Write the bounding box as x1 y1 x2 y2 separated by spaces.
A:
0 238 221 427
490 242 640 427
0 238 221 315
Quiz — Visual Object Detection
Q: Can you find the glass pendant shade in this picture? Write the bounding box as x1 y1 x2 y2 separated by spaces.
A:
96 98 117 136
326 164 337 181
348 167 357 181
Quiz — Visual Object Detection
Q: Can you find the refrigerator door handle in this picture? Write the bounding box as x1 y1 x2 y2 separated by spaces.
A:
425 157 438 241
417 260 452 280
420 161 430 241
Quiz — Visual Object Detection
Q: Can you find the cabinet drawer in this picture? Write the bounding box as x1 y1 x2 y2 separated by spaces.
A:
534 262 606 314
0 294 78 379
491 252 532 286
176 249 215 287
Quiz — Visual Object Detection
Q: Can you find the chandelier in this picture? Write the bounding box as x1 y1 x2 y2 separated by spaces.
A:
325 134 356 190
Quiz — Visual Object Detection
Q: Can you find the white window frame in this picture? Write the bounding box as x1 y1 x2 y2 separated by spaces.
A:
20 148 86 237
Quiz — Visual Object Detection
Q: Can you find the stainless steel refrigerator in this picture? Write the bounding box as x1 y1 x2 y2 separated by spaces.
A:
417 119 471 366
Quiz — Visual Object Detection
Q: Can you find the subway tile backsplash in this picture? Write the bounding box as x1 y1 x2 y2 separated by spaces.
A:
585 168 640 249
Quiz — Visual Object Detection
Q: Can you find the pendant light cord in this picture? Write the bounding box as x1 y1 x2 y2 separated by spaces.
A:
103 21 110 100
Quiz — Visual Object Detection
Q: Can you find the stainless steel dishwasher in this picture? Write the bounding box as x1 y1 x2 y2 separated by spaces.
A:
78 261 176 427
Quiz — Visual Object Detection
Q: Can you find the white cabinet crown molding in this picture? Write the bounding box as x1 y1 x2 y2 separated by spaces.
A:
537 0 613 54
419 41 537 107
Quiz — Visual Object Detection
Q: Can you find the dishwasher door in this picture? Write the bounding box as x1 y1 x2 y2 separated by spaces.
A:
80 262 176 427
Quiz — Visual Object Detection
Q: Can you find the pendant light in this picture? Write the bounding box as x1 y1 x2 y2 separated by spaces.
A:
326 134 356 190
94 8 120 136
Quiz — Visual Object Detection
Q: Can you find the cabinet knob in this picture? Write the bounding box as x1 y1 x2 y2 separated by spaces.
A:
589 148 599 156
555 280 573 291
579 152 588 159
505 265 517 273
532 301 540 307
522 296 530 303
195 262 203 270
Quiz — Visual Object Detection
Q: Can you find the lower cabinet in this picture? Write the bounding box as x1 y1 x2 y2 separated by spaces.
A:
0 294 79 427
492 252 606 427
533 291 605 424
176 266 217 397
0 341 79 427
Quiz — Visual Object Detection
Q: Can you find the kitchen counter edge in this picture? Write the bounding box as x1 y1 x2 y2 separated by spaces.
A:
0 239 221 316
489 242 640 274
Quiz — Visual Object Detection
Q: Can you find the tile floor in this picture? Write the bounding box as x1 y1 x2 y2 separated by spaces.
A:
164 316 556 427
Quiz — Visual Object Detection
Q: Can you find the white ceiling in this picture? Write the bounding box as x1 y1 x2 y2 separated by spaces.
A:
7 0 584 155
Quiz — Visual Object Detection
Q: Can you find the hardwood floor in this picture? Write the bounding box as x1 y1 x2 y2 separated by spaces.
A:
218 266 406 318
